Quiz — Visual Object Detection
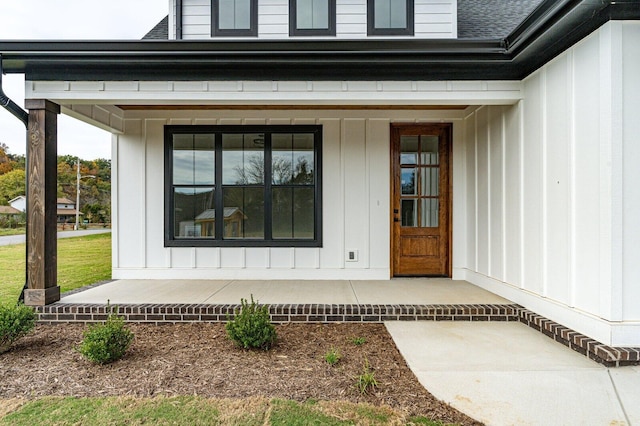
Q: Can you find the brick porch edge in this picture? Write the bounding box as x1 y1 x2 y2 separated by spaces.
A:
35 303 639 367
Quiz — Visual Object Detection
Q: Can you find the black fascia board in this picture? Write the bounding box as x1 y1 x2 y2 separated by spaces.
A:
0 39 512 81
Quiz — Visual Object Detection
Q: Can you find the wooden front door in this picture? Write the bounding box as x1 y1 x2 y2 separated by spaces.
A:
391 123 451 276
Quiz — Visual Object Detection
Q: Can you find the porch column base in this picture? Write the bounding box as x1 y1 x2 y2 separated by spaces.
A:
24 286 60 306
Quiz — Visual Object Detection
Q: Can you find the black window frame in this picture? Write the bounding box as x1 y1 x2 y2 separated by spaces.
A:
165 125 323 248
367 0 414 36
289 0 337 37
211 0 259 37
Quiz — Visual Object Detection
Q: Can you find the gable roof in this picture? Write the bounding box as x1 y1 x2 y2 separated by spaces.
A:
143 16 169 40
458 0 545 39
0 205 21 215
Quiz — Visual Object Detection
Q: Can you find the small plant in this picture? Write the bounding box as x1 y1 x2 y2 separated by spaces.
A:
226 295 276 350
77 304 133 364
0 303 36 354
355 359 378 394
351 336 366 346
324 348 341 366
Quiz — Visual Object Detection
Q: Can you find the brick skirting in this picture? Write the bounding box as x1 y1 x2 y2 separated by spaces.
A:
35 302 639 367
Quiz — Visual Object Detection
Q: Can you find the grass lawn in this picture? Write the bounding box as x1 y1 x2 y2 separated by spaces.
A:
0 228 26 237
0 233 111 305
0 397 447 425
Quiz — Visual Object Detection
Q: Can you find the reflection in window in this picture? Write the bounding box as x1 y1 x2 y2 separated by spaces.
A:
174 187 216 238
290 0 336 36
166 126 322 246
368 0 413 35
212 0 257 36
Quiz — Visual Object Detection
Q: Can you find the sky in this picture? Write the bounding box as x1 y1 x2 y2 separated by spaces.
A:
0 0 168 160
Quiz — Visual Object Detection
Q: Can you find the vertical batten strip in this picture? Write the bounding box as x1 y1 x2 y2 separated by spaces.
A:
568 48 577 308
541 67 548 298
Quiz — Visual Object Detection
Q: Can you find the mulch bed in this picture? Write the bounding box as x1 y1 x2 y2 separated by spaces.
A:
1 323 480 425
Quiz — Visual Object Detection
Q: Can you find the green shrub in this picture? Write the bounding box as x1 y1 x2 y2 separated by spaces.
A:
355 359 378 394
0 303 36 354
77 306 133 364
226 295 276 350
324 348 341 366
351 336 367 346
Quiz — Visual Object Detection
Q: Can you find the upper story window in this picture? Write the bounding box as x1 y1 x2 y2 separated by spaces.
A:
290 0 336 36
165 125 323 247
212 0 258 37
367 0 414 36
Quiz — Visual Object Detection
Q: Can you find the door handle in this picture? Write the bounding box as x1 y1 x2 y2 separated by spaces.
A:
394 218 399 222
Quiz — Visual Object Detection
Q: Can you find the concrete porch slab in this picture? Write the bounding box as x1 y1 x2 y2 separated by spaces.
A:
351 278 511 304
385 321 634 425
59 278 509 305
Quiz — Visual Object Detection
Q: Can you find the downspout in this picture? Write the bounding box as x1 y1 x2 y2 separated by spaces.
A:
0 54 30 303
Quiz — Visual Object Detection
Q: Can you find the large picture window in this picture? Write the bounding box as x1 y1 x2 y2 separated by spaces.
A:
212 0 258 37
165 125 322 247
367 0 414 36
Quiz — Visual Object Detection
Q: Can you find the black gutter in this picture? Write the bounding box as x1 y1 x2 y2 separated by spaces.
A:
0 54 30 304
0 0 638 81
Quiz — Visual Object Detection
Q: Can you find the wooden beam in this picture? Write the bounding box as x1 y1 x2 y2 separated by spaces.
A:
24 99 60 306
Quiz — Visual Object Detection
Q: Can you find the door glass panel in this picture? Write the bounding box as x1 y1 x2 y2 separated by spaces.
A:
421 136 439 165
400 136 418 165
421 198 439 227
401 168 416 195
401 199 417 227
420 167 439 196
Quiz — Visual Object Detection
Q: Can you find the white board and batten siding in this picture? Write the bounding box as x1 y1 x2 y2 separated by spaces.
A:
457 21 640 346
173 0 457 39
112 109 467 281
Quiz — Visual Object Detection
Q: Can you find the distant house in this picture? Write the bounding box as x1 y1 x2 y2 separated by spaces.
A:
1 0 639 349
9 196 81 223
0 205 21 218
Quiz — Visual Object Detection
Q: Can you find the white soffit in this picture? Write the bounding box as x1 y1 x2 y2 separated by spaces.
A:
27 80 523 106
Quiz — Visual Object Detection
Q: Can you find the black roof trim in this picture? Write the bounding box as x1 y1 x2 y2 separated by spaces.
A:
0 0 638 81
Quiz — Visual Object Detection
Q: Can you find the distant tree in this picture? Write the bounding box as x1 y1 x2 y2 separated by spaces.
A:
0 169 26 205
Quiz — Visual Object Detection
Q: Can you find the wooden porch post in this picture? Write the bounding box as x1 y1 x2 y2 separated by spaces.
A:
23 99 60 306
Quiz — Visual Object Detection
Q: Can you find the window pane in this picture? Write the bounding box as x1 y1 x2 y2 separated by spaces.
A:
173 134 215 185
421 136 439 165
273 133 314 185
223 133 264 185
219 0 251 29
272 187 293 239
401 199 416 227
297 0 329 29
223 187 264 239
401 168 416 195
400 136 418 165
272 187 315 239
374 0 406 29
421 198 439 227
174 187 215 238
293 187 314 239
420 167 439 196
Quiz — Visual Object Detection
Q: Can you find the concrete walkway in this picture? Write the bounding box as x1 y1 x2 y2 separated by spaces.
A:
0 229 111 246
386 321 640 426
